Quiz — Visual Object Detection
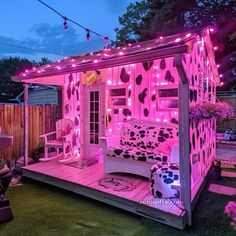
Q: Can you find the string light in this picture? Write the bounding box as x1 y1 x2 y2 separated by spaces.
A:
86 30 90 41
63 17 68 29
38 0 115 43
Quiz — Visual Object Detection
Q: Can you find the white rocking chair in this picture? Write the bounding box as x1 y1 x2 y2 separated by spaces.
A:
40 118 74 162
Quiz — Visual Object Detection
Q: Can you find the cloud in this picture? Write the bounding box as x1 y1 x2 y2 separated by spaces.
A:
0 23 107 60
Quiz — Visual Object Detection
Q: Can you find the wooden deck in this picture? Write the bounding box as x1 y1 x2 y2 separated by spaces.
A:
22 159 186 229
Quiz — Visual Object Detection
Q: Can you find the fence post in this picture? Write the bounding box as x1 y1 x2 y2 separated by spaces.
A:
24 83 29 166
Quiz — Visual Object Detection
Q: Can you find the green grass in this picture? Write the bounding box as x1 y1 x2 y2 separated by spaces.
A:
0 178 235 236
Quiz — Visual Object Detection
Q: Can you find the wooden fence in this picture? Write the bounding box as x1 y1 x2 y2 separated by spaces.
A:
217 96 236 132
0 104 61 161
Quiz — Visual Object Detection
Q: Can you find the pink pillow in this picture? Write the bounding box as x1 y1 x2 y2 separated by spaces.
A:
154 138 178 156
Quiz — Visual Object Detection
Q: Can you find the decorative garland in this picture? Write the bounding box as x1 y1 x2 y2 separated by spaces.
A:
189 102 234 120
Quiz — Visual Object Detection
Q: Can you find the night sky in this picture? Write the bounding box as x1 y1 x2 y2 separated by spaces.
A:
0 0 134 61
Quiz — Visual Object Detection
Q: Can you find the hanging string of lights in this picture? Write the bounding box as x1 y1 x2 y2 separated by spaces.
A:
0 42 63 56
38 0 115 43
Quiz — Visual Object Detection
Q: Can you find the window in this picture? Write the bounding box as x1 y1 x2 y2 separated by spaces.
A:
156 85 178 111
89 91 99 144
108 84 129 109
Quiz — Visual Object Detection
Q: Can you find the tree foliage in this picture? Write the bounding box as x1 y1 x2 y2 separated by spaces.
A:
115 0 236 89
0 57 52 102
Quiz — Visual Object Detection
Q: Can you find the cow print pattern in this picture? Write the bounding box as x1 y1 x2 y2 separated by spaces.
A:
120 123 147 148
165 70 175 83
107 146 168 164
143 61 154 71
136 74 142 85
146 126 178 149
160 59 166 70
138 88 148 104
120 67 130 83
150 163 180 198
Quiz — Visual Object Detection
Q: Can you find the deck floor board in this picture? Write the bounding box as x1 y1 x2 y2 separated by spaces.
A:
22 159 186 229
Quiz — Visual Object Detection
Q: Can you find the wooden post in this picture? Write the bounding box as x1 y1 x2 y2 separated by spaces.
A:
24 83 29 166
174 54 192 225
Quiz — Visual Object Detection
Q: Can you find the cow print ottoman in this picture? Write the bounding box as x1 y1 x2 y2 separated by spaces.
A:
150 163 180 198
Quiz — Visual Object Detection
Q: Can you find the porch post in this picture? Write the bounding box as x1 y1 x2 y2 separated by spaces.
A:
24 83 29 166
174 54 192 225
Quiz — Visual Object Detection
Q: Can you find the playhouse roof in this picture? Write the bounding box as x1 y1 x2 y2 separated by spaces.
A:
12 27 219 83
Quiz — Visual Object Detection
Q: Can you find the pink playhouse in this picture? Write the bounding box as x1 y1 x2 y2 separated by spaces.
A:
12 27 219 229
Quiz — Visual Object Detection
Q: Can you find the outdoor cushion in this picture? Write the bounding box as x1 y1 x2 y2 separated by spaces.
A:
146 126 178 150
150 163 180 198
107 146 168 163
120 123 147 148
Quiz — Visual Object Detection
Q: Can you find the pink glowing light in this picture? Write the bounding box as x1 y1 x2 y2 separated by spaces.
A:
22 73 26 76
71 59 75 62
25 69 28 73
159 36 163 40
56 66 62 70
220 81 224 86
217 64 220 68
37 70 41 73
209 28 214 32
33 67 36 70
175 38 181 42
72 64 76 67
128 43 132 46
146 47 151 50
118 51 124 55
47 65 51 68
93 59 98 63
107 80 112 85
186 33 191 38
213 46 218 51
220 74 223 78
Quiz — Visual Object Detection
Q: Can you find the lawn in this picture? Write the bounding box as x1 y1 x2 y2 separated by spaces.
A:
1 177 235 236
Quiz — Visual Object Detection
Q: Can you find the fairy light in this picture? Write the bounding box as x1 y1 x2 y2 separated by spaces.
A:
175 38 181 43
107 80 112 85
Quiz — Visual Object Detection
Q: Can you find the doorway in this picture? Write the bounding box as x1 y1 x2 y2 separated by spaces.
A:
83 83 105 157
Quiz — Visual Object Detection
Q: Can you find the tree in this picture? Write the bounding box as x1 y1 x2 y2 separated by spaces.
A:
0 57 52 102
115 0 236 89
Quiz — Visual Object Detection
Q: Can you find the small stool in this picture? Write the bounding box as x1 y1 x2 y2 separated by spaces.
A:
150 163 180 198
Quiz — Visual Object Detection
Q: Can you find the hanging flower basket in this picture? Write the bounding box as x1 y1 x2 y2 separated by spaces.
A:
189 102 234 120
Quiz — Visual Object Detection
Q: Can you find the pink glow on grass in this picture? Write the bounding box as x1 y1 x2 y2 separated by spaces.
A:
159 36 163 40
93 59 98 63
56 66 62 70
118 51 124 55
72 64 76 68
186 33 191 38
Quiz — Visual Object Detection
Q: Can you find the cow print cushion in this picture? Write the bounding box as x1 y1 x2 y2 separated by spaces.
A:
107 146 169 164
150 163 180 198
146 126 178 149
120 123 147 148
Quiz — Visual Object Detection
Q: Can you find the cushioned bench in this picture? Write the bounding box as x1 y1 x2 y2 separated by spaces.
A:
100 120 179 178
